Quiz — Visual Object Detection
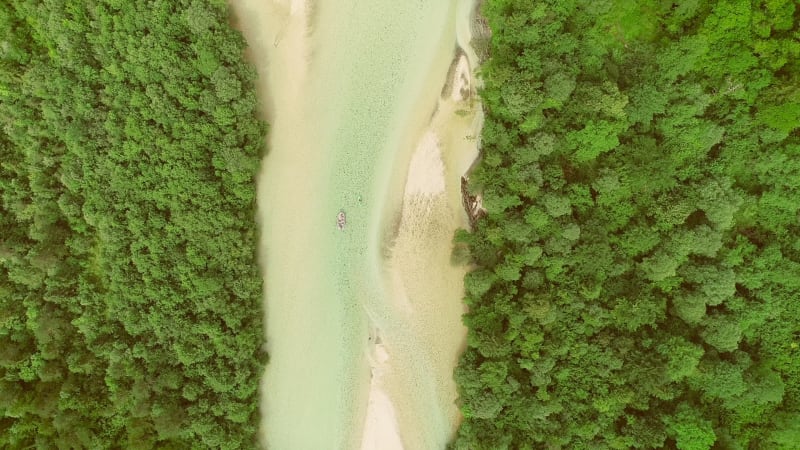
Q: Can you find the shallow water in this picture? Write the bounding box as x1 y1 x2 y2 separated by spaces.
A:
230 0 478 448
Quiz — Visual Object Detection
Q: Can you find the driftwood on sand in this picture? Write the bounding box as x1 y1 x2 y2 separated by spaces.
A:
461 176 485 229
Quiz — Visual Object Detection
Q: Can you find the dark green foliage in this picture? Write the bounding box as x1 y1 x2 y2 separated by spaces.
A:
1 0 265 447
454 0 800 448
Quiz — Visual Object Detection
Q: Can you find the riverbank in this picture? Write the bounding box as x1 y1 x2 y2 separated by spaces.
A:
358 1 484 447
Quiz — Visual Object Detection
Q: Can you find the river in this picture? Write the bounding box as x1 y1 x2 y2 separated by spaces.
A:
228 0 481 448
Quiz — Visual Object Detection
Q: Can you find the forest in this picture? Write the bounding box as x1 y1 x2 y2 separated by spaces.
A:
0 0 266 448
453 0 800 448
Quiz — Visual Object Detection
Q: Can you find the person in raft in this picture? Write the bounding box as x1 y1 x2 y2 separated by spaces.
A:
337 210 346 230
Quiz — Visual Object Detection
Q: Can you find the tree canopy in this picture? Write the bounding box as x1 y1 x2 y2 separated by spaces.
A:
0 1 266 447
454 0 800 448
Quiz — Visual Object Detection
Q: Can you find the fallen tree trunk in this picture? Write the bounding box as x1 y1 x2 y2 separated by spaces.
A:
461 176 485 229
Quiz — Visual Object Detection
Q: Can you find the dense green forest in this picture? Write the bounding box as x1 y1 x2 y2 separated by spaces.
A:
455 0 800 448
0 1 265 448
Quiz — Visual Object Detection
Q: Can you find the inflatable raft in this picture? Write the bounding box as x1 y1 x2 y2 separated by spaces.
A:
337 210 346 230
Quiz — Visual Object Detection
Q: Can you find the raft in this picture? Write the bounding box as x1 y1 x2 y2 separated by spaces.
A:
337 210 346 230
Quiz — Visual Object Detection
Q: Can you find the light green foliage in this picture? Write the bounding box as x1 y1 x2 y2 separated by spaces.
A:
454 0 800 448
659 337 704 382
464 269 497 299
0 1 265 447
665 405 717 450
758 102 800 134
697 360 748 401
541 193 572 218
568 120 622 163
701 314 742 352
